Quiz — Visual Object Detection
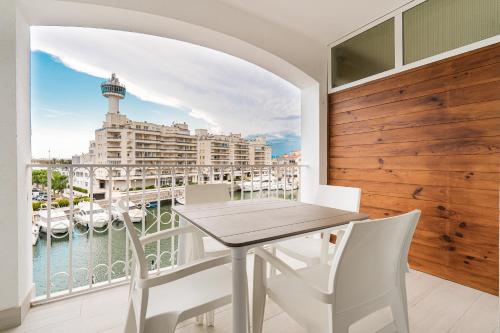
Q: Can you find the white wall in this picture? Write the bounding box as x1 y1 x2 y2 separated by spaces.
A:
0 0 32 320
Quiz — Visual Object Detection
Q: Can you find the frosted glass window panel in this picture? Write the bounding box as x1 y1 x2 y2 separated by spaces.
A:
403 0 500 64
331 19 395 88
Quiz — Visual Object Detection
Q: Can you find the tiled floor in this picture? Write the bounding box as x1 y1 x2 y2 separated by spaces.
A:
2 255 498 333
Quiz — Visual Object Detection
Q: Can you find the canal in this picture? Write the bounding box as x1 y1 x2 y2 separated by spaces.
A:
33 190 296 297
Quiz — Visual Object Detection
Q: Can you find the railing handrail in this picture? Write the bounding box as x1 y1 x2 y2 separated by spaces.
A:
28 163 308 168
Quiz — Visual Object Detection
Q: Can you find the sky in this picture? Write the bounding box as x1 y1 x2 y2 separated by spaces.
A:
30 27 301 159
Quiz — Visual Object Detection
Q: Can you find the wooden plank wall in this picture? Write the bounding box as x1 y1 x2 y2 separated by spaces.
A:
328 43 500 295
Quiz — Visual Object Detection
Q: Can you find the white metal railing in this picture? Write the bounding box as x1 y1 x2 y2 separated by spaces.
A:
29 163 302 303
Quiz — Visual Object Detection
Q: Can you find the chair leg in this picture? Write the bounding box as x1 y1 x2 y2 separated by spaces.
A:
330 316 350 333
269 246 277 277
124 302 137 333
206 311 215 327
195 315 204 325
400 273 410 332
245 272 251 333
391 297 409 333
253 254 267 333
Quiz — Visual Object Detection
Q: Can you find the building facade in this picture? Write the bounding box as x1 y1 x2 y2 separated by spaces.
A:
248 137 272 166
76 74 272 192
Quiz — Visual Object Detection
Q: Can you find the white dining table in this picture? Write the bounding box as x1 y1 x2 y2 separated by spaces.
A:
172 198 368 333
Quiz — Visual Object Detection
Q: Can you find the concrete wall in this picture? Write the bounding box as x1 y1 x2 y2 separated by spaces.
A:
0 0 32 328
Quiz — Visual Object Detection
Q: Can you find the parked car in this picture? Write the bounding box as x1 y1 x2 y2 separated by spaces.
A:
32 190 40 200
35 192 48 201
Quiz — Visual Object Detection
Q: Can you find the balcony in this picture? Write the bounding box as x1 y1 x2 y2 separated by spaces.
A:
2 1 500 332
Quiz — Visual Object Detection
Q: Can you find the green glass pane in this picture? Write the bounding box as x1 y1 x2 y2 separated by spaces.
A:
403 0 500 64
331 18 395 88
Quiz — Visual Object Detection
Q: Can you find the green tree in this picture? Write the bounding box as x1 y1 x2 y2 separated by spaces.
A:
51 171 68 194
32 169 47 189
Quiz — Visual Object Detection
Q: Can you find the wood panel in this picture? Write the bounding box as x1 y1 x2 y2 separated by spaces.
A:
328 43 500 295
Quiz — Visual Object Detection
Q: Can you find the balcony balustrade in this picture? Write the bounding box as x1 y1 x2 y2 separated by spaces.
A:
29 163 302 303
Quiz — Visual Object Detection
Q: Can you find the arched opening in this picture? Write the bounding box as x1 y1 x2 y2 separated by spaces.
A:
1 0 327 315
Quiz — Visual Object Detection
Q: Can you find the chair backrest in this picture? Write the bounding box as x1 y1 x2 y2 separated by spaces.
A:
184 184 230 205
313 185 361 212
118 200 148 279
328 210 420 314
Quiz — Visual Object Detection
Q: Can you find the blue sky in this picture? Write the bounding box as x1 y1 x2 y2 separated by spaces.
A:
30 27 301 158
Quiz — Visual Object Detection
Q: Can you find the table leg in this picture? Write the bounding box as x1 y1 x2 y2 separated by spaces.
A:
231 247 248 333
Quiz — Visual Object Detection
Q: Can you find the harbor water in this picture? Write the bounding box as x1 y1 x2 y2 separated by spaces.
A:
33 190 296 297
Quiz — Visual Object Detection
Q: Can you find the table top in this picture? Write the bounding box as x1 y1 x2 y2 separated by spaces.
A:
172 198 369 247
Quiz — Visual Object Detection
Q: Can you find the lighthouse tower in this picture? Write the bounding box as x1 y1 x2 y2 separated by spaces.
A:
101 73 126 114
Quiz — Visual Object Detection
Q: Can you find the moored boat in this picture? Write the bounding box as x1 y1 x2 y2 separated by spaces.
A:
37 208 71 235
111 201 145 223
74 202 110 228
32 224 40 245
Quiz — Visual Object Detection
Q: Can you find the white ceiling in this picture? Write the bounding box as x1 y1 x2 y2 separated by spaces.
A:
216 0 412 45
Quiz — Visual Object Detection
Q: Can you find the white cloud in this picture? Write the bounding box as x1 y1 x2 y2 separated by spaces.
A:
30 26 301 138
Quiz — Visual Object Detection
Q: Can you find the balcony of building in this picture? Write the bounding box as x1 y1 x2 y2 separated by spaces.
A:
1 0 499 333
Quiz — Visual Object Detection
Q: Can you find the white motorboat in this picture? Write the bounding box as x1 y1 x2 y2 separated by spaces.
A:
175 197 185 205
32 224 40 245
74 202 110 228
242 179 270 192
111 201 145 223
37 209 71 235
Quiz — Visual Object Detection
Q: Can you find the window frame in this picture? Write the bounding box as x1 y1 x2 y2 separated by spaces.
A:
327 0 500 93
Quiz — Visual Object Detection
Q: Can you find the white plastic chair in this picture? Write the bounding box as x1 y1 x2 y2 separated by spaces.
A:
181 184 233 326
272 185 362 267
121 207 232 333
184 184 231 257
253 210 421 333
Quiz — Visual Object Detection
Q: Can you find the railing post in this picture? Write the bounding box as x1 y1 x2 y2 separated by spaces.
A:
240 166 244 200
250 167 254 200
258 167 262 198
156 166 161 272
125 166 130 280
88 166 94 289
107 166 113 283
141 166 146 237
68 166 74 293
230 166 234 200
268 166 271 199
170 167 175 207
46 166 52 299
283 165 287 200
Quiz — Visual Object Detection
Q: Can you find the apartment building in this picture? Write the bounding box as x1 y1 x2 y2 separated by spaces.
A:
195 130 267 166
76 74 272 192
76 74 198 191
93 112 197 167
249 137 272 165
273 150 301 165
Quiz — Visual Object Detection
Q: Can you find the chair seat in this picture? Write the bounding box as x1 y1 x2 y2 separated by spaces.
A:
145 265 232 328
274 236 336 265
203 236 229 256
267 264 331 332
